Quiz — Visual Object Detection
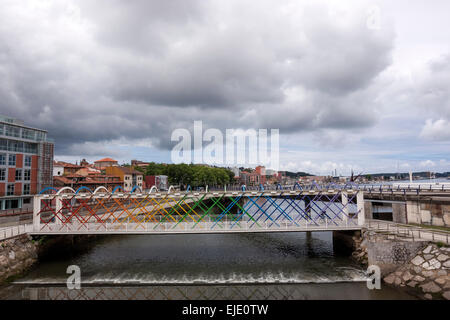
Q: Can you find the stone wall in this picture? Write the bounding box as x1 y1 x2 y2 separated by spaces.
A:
406 201 450 227
350 231 368 265
0 234 38 283
383 244 449 300
365 231 427 276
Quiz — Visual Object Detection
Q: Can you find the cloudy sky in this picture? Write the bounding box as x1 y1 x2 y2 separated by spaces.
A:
1 0 449 175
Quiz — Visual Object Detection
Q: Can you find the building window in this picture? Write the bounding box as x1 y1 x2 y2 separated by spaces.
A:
23 169 31 181
35 131 45 141
23 184 30 195
8 140 23 152
24 155 32 167
7 184 14 196
15 169 22 180
22 129 35 140
23 142 37 154
5 125 20 138
8 154 15 166
0 168 5 181
0 153 5 165
0 139 6 151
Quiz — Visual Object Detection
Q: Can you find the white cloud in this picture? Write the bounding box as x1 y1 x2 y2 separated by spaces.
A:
419 160 436 168
420 119 450 141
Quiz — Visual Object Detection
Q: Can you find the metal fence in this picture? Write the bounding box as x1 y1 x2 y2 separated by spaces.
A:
366 219 450 244
0 224 32 241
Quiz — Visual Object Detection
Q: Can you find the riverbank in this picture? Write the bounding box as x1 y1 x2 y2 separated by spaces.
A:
383 243 450 300
350 228 450 300
0 234 38 283
0 234 103 284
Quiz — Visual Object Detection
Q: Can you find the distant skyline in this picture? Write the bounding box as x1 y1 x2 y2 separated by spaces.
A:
1 0 450 175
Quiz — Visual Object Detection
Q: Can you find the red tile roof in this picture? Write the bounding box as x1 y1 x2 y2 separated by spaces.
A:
94 158 118 163
53 161 83 168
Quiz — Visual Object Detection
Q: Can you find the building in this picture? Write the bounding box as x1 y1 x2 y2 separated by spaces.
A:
131 159 151 168
74 167 101 176
53 174 122 192
93 158 118 170
53 161 83 176
255 166 266 184
53 161 64 176
105 166 143 192
0 115 54 210
239 171 261 186
144 175 168 191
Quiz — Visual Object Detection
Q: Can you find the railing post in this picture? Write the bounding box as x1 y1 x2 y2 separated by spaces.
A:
55 196 62 226
33 195 41 232
357 191 365 226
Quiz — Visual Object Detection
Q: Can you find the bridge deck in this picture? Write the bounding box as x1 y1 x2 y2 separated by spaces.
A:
29 220 362 235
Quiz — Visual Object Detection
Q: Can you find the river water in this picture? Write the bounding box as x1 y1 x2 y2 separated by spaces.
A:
0 232 415 300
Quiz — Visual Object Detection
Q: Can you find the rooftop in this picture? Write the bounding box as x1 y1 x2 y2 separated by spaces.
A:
53 161 83 168
94 157 118 163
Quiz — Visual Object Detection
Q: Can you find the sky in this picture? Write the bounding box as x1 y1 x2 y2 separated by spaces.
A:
0 0 449 175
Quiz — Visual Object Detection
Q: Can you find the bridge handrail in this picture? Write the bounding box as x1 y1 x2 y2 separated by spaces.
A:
367 219 450 235
367 219 450 244
37 182 450 197
93 186 109 194
39 187 59 195
112 185 124 194
130 185 142 193
75 186 93 194
55 187 76 195
148 186 158 194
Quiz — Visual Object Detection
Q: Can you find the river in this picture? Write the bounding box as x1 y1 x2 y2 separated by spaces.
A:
0 231 415 300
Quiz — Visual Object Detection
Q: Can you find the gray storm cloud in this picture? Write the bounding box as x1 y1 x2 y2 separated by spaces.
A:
1 0 446 160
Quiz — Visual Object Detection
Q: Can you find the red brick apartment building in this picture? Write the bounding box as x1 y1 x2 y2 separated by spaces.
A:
0 115 54 210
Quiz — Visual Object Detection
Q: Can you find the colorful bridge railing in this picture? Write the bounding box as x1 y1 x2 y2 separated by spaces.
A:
32 187 365 234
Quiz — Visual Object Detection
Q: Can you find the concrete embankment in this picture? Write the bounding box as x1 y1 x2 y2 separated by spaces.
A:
349 229 449 300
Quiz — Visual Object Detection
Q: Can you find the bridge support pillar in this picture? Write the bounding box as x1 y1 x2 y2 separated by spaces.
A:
392 203 407 224
364 201 373 220
357 191 365 226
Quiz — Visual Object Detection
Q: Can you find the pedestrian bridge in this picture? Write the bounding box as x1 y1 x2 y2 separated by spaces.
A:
30 185 365 235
